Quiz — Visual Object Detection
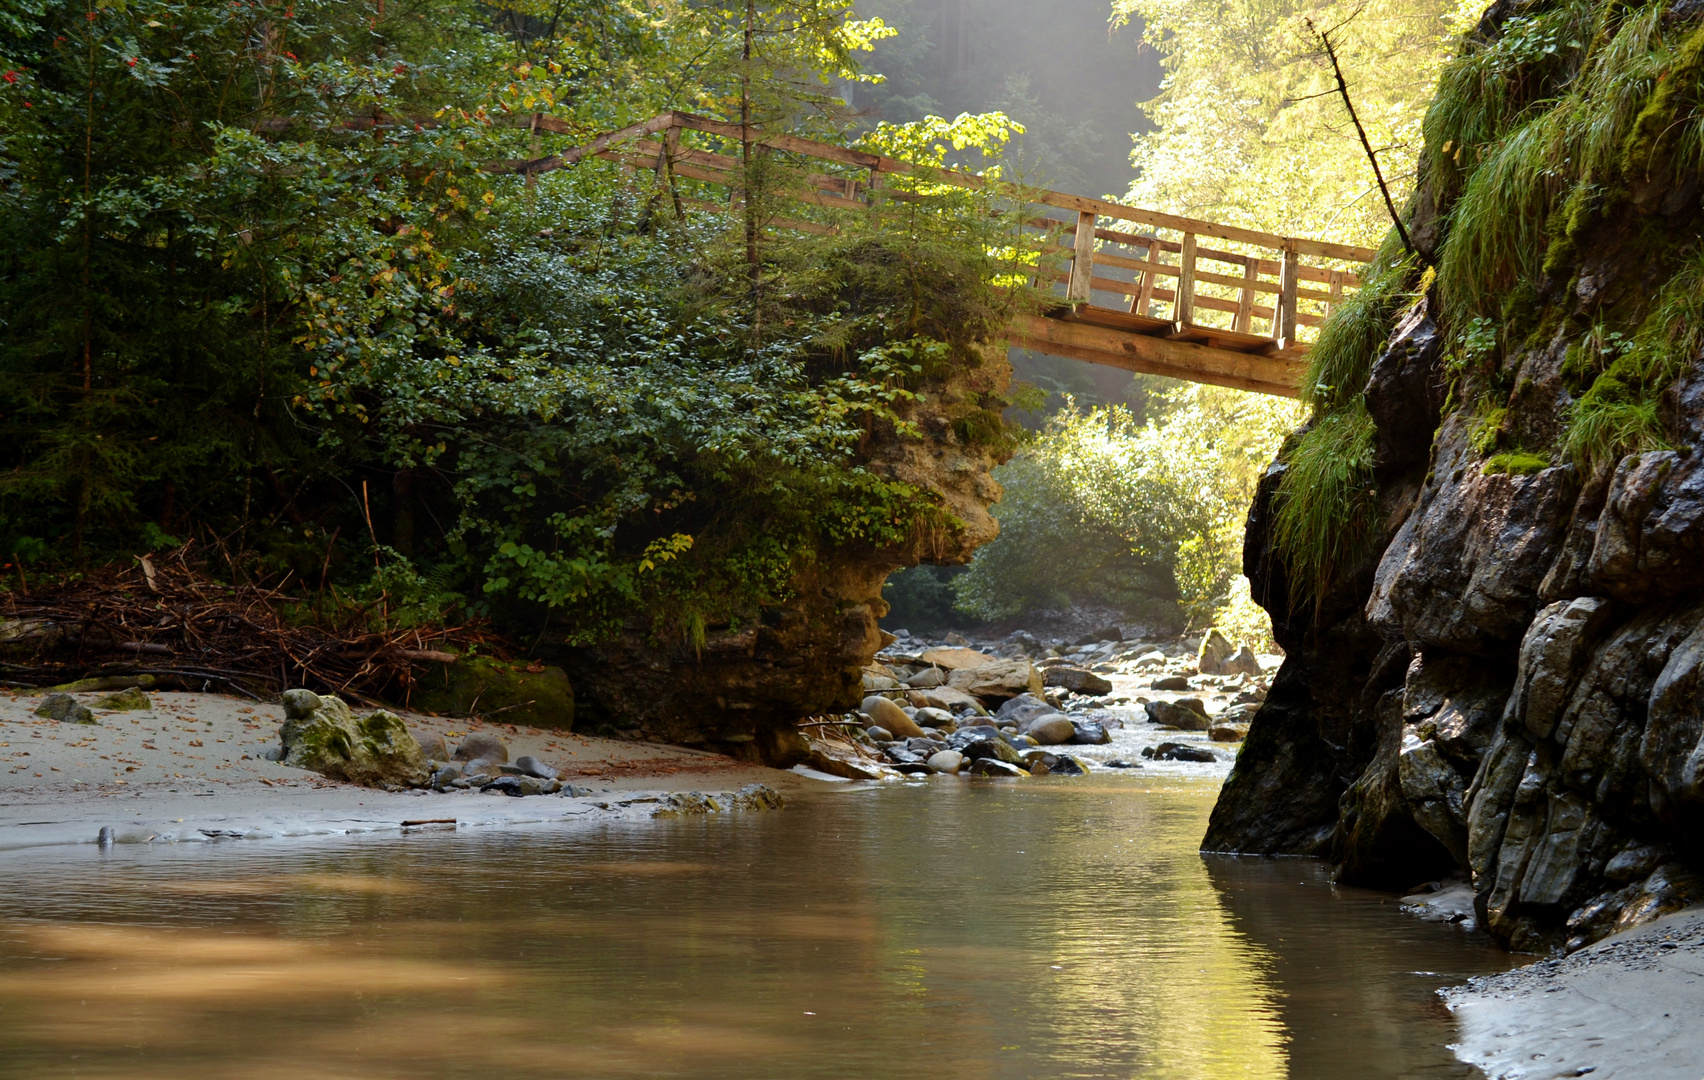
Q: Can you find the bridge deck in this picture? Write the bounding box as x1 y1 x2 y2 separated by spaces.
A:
500 110 1375 398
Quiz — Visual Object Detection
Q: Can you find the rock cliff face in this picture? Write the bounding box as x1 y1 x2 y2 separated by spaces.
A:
1208 0 1704 952
558 346 1012 765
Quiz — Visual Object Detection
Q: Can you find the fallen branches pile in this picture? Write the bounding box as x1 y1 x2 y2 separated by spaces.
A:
0 546 501 702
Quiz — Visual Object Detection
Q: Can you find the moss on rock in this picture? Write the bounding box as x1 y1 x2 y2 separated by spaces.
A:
410 656 575 731
279 691 429 788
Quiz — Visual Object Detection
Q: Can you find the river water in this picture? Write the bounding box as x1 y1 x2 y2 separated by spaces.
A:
0 776 1518 1079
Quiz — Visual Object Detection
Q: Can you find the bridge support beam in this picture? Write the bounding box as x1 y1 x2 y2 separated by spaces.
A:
1007 314 1304 398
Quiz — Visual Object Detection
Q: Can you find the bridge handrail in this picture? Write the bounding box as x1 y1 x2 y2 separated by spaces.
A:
486 109 1378 377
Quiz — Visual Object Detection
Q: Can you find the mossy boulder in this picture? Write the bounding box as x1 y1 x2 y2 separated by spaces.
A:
410 656 574 731
278 690 429 788
95 686 152 711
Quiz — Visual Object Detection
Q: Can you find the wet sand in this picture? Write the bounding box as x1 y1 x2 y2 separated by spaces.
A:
0 688 829 851
1444 906 1704 1079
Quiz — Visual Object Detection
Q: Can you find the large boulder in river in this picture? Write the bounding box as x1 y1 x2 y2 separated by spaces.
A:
1145 699 1209 731
861 695 924 739
279 690 429 788
920 647 997 670
947 659 1042 702
1024 714 1077 745
1043 665 1113 696
1197 630 1235 675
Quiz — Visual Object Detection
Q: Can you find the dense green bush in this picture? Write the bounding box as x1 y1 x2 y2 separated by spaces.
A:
0 0 1035 645
950 386 1302 626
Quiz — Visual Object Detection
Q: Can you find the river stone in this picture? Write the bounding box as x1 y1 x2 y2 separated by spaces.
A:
280 688 322 720
865 725 893 742
996 693 1056 726
1049 754 1091 776
966 757 1026 778
1222 646 1262 678
1142 741 1219 763
452 731 509 767
920 647 997 670
94 686 151 711
1070 720 1111 745
1150 675 1192 691
1144 699 1209 730
918 686 987 713
1025 714 1077 745
513 755 559 780
913 706 955 729
862 695 924 739
730 783 784 810
861 673 901 691
1043 665 1113 696
961 736 1024 766
416 732 452 763
34 693 96 724
430 765 461 789
947 659 1042 702
905 667 945 688
1209 722 1250 742
1197 629 1235 674
927 749 965 774
279 695 430 787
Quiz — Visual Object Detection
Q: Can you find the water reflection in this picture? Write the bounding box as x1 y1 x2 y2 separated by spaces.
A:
0 778 1514 1078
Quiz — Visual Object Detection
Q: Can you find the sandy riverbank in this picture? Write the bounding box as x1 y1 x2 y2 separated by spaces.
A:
0 688 836 851
1443 906 1704 1079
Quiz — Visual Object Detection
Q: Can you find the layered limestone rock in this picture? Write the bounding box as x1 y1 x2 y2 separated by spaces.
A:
556 345 1013 765
1208 0 1704 951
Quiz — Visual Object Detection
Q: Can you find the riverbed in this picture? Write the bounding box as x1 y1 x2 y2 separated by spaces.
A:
0 775 1518 1079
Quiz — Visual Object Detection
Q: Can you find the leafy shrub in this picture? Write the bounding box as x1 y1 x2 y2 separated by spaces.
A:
952 387 1302 625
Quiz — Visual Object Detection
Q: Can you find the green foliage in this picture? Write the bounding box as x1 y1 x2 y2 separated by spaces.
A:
880 563 965 630
1429 0 1697 324
953 387 1304 625
0 0 1037 647
1270 401 1378 614
1482 450 1551 475
1302 233 1417 410
1559 244 1704 470
1115 0 1460 247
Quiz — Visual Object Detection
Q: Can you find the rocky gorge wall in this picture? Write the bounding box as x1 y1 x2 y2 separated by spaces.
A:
1207 0 1704 953
553 346 1015 766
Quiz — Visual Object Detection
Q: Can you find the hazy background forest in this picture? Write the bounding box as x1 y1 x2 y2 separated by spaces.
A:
0 0 1473 655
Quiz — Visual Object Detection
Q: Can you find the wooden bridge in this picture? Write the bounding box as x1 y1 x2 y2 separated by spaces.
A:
502 111 1377 398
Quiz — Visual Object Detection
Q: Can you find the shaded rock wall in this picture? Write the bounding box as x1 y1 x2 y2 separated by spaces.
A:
1209 0 1704 950
558 346 1014 764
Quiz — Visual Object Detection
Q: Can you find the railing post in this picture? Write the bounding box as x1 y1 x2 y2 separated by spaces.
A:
1234 258 1258 334
1176 233 1197 327
1133 237 1163 317
1275 243 1299 349
1327 269 1344 318
1066 209 1096 305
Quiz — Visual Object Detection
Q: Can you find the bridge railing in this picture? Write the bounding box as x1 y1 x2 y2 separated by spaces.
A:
491 109 1377 363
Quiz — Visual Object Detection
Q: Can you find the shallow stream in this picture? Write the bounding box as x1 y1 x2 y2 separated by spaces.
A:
0 777 1519 1078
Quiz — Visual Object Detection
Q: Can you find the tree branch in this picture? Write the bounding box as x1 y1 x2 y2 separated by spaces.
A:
1309 18 1428 267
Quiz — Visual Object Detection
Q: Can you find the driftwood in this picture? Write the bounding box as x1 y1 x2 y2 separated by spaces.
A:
0 545 500 702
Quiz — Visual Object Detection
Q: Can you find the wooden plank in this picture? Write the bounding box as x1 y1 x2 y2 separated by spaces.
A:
1133 239 1164 316
1058 306 1175 336
1234 260 1259 334
1031 190 1375 263
1066 210 1097 305
1048 228 1362 288
1176 233 1198 326
1008 314 1303 397
1276 244 1300 348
